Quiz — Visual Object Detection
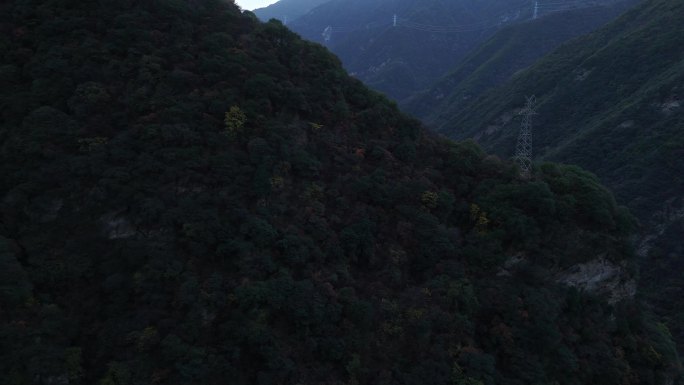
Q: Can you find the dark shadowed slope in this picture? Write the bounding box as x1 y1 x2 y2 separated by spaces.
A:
0 0 680 384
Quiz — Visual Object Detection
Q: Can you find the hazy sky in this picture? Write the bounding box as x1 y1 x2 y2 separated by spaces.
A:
235 0 278 11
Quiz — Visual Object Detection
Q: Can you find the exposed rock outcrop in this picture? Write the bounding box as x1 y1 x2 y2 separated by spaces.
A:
556 257 636 304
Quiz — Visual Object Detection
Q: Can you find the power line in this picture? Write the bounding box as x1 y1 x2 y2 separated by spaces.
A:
319 1 608 40
318 0 532 38
396 17 515 33
395 0 533 32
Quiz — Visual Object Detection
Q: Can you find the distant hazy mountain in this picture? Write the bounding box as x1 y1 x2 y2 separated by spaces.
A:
404 0 638 123
4 0 681 383
288 0 531 101
253 0 331 23
288 0 630 102
437 0 684 351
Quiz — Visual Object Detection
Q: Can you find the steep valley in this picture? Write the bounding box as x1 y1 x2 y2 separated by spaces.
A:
432 0 684 353
0 0 681 384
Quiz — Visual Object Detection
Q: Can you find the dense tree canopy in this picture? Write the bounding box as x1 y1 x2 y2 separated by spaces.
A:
433 0 684 353
0 0 680 384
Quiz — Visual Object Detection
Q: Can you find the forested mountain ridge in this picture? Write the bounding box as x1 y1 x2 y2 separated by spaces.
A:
287 0 633 102
403 0 638 123
436 0 684 353
0 0 681 384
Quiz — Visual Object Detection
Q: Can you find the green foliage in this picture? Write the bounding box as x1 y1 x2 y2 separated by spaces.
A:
0 238 32 307
224 105 247 139
435 0 684 353
421 190 439 209
64 347 83 382
99 362 131 385
0 1 679 385
69 82 111 116
451 360 489 385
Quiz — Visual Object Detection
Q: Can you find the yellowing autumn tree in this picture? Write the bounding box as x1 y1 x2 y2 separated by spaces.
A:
224 106 247 138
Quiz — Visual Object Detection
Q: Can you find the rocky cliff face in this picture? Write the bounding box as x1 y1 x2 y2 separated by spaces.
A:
499 254 637 304
556 257 636 304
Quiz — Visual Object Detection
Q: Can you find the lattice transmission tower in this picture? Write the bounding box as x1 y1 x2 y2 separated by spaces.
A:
322 26 332 42
515 95 537 179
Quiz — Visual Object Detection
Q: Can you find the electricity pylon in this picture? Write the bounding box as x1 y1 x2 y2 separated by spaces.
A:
515 95 537 179
322 26 332 42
